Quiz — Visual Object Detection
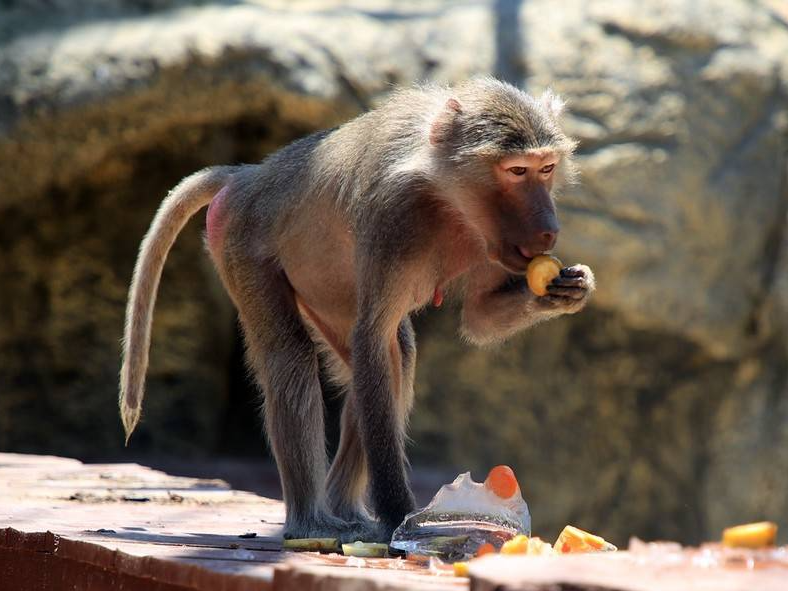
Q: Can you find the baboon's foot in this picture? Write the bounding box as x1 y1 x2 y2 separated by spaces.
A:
283 511 349 540
339 516 389 544
283 512 388 544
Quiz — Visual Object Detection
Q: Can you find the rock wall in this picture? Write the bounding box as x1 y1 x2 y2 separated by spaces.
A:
1 0 787 545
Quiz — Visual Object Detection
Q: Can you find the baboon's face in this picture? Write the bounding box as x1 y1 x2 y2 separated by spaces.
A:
430 87 575 273
465 148 561 274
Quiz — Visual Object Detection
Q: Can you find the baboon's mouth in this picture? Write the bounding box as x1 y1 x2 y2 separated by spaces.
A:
503 244 554 274
496 243 531 273
517 245 538 260
517 244 556 263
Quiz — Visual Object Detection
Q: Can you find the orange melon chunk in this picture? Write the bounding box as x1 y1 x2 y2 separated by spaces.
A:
722 522 778 549
554 525 617 554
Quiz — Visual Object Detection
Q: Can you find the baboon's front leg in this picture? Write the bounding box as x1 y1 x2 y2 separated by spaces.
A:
351 309 417 537
461 261 595 345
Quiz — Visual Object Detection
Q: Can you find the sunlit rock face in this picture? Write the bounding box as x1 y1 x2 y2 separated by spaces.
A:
1 0 787 545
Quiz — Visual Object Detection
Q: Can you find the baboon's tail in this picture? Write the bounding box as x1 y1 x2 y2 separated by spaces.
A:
119 166 234 444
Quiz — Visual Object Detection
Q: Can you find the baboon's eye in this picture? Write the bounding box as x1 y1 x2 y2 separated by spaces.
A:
539 164 556 174
508 166 527 176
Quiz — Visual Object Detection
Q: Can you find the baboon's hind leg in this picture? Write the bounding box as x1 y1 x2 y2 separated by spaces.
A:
227 256 352 540
325 317 417 532
326 392 371 523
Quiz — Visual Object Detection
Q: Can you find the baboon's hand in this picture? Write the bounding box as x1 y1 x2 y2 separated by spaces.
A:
537 264 595 314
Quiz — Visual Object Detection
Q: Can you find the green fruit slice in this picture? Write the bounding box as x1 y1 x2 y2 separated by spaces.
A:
342 541 389 557
282 538 339 551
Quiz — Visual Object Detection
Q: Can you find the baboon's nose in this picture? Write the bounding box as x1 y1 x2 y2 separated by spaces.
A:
540 230 558 251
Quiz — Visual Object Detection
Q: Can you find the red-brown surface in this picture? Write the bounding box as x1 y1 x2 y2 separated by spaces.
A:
0 453 465 591
3 453 787 591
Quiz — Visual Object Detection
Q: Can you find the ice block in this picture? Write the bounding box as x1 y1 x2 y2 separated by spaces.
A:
390 466 530 561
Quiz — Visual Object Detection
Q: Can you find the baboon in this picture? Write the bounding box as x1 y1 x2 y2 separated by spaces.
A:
120 78 594 542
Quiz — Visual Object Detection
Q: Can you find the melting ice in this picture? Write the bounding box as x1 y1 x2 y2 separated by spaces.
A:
390 470 530 561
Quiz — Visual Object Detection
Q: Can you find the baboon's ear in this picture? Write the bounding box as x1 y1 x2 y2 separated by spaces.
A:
429 98 463 145
539 89 565 119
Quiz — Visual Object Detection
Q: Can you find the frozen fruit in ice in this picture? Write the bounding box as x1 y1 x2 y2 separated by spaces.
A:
390 467 531 561
485 465 519 499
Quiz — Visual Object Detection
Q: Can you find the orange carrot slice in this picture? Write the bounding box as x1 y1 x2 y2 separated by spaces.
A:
485 465 519 499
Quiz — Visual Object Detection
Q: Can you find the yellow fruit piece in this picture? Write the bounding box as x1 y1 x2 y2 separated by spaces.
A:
501 534 530 554
527 537 555 556
722 522 778 549
453 561 469 577
526 255 562 297
282 537 339 552
555 526 617 554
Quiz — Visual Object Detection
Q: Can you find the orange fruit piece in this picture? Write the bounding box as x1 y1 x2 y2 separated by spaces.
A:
485 465 519 499
554 525 617 553
453 562 469 577
722 522 778 548
500 534 529 554
476 542 495 557
526 255 562 297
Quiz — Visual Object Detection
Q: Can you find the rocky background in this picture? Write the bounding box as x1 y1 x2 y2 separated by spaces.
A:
1 0 787 546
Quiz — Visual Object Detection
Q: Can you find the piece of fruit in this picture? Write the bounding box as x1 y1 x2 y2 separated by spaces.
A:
341 541 389 557
282 538 339 552
453 561 470 577
501 534 530 554
476 542 496 557
527 537 555 556
722 522 778 549
555 526 617 554
526 255 562 297
485 465 519 499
